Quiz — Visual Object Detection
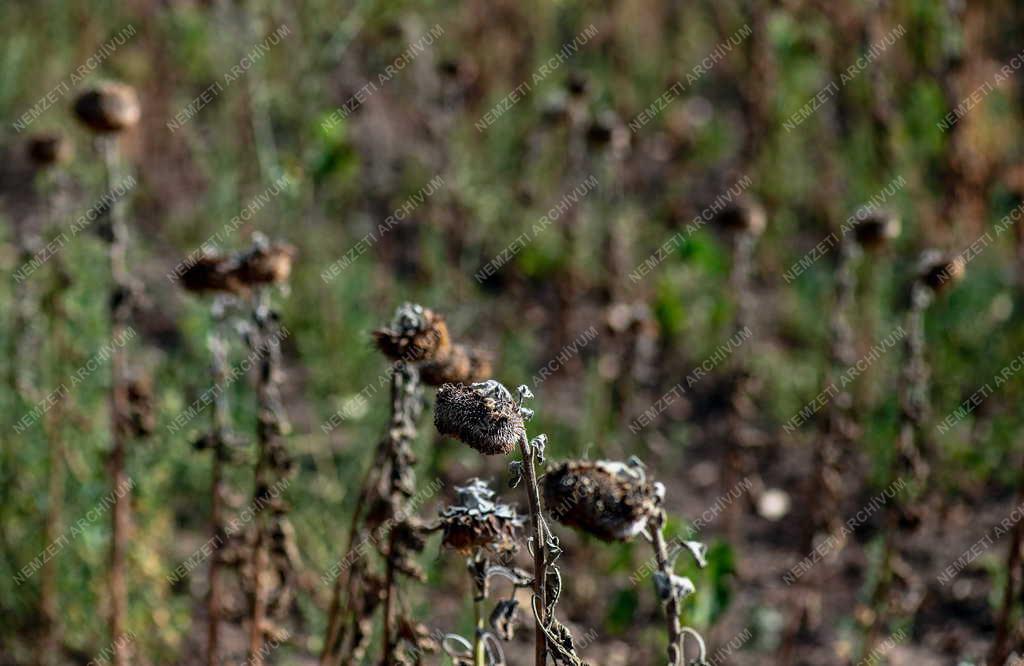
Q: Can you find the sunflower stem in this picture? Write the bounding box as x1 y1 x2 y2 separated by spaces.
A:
517 432 547 665
651 510 683 666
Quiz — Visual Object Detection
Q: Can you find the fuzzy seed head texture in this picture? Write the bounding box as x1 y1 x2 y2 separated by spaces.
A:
73 82 141 133
543 459 663 542
373 302 451 363
433 380 525 455
438 478 523 554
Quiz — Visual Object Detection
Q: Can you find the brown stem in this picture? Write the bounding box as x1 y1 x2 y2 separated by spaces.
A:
206 314 231 666
722 231 755 547
247 296 279 666
320 461 378 666
320 458 381 666
102 137 132 666
207 450 224 666
517 432 547 666
651 511 683 666
865 286 931 657
248 522 269 666
381 528 397 662
380 362 421 663
989 481 1024 665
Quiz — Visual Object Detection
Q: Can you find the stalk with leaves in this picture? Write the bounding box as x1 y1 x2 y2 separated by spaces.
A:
714 198 765 545
434 478 528 666
863 250 965 657
177 252 247 666
321 303 489 665
435 380 592 665
230 237 298 666
73 82 141 666
545 458 707 665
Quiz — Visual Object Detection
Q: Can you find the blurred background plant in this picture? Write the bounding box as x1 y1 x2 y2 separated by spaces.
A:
3 0 1024 664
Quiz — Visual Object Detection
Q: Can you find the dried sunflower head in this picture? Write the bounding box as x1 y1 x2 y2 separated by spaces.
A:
917 250 965 293
178 252 243 295
73 82 141 133
373 302 451 363
851 207 901 249
434 381 526 455
232 237 296 288
419 344 492 386
714 197 766 236
25 133 72 168
438 479 522 554
544 459 664 542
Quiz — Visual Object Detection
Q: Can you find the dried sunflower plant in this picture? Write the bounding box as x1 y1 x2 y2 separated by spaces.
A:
320 303 491 666
433 478 529 665
176 234 296 665
72 81 142 666
436 377 602 659
19 129 74 666
713 197 765 544
864 249 965 656
787 206 902 652
805 207 902 553
233 236 299 666
545 459 708 666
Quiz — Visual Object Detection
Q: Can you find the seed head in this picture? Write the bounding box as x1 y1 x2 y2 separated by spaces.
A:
178 252 243 294
434 381 526 455
233 238 296 288
544 459 663 542
373 303 451 363
25 133 72 168
917 250 966 293
851 207 901 249
73 83 141 133
714 197 766 236
419 344 492 386
438 478 523 554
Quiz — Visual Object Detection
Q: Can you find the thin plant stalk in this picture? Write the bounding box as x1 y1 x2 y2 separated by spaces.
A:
101 136 133 666
246 290 288 666
381 528 396 660
473 593 486 666
864 282 931 657
324 334 430 665
517 432 548 666
206 303 232 666
380 360 422 663
651 511 682 666
722 229 756 546
320 456 382 665
782 240 860 664
988 477 1024 665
